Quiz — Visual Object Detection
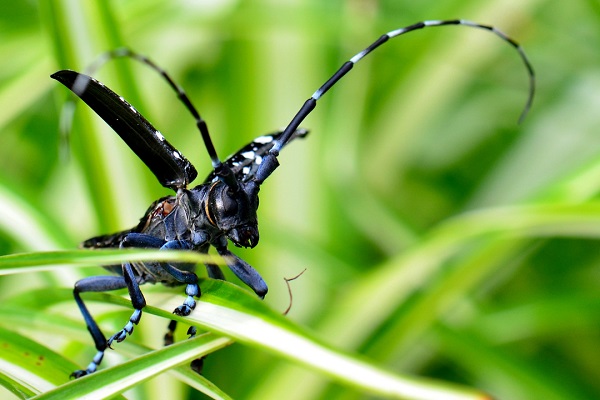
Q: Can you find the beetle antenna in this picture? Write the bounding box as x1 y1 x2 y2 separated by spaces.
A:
63 49 248 190
273 19 535 156
88 49 224 170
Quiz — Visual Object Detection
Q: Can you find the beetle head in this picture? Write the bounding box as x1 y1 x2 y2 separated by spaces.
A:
206 181 260 248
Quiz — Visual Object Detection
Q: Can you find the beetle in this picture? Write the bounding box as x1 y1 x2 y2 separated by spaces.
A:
52 19 535 377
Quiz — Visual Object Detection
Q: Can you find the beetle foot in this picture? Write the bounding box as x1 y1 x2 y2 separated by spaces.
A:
173 284 198 316
173 303 194 316
190 358 204 374
70 369 89 379
107 309 142 348
70 350 103 379
187 326 197 338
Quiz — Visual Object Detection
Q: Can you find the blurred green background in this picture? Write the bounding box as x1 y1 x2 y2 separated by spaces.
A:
1 0 599 399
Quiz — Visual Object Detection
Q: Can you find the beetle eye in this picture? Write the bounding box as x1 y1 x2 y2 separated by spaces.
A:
221 192 238 216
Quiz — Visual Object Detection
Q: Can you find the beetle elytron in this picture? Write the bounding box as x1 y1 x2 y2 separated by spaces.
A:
52 19 535 377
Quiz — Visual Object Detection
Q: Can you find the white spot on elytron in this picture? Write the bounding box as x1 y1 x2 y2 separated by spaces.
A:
173 151 182 160
155 131 165 141
242 166 250 175
241 151 255 159
254 136 273 144
255 155 263 165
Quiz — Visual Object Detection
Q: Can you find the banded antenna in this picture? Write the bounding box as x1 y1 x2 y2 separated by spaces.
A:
84 49 223 170
62 48 245 191
271 19 535 158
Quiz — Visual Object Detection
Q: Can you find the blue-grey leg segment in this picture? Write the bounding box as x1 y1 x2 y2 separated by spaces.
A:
122 233 201 344
164 320 178 346
159 239 199 316
72 232 205 377
164 243 220 346
105 259 146 348
122 234 201 315
72 275 129 378
206 264 226 280
216 245 268 298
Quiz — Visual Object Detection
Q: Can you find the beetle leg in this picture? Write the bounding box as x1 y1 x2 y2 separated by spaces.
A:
165 243 219 346
121 233 200 316
105 259 147 348
71 275 133 378
215 242 268 298
120 232 201 320
203 241 225 280
158 239 200 316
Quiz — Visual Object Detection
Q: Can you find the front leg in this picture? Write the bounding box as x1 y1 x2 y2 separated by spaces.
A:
214 238 268 298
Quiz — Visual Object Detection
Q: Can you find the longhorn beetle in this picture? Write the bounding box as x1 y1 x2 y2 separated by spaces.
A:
52 20 535 378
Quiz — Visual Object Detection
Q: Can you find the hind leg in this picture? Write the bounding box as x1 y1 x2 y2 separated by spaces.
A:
72 275 139 377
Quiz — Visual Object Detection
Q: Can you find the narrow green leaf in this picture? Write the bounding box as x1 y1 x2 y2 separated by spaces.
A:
0 326 81 397
0 249 225 275
32 334 232 400
79 279 492 400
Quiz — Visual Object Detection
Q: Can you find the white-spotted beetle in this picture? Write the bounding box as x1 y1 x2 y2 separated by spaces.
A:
52 19 534 377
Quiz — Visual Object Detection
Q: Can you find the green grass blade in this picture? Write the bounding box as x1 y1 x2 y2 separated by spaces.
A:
32 334 231 400
76 279 492 400
0 249 224 275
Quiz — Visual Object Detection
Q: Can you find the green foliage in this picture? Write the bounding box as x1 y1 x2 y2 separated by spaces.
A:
0 0 599 399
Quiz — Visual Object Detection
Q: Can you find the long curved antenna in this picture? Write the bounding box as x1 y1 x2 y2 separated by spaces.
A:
62 49 244 190
272 19 535 156
86 48 224 170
